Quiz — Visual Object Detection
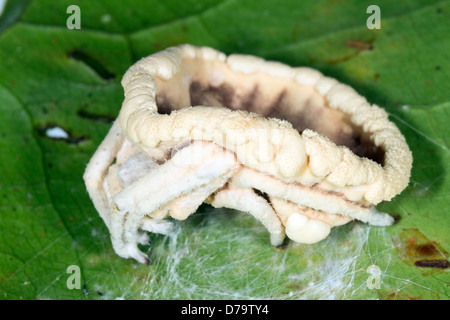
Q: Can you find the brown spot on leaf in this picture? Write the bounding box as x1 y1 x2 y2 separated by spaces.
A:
393 228 449 275
346 39 373 51
381 291 422 300
373 73 380 82
414 243 441 256
415 259 449 269
391 213 401 223
381 289 440 300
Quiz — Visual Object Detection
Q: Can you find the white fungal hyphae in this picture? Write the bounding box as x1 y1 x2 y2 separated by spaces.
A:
83 45 412 263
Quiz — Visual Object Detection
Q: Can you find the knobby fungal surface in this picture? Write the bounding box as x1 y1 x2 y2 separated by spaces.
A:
83 44 412 263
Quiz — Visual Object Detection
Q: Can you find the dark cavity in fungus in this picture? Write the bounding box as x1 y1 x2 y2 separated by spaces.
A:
154 58 384 164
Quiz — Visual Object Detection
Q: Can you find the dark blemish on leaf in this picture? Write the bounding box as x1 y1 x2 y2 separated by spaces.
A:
381 291 422 300
436 8 442 14
346 39 373 51
392 213 400 224
327 39 374 65
77 109 115 124
415 259 449 269
374 73 380 82
68 50 115 80
97 291 104 296
414 243 441 256
435 65 441 71
393 228 449 275
36 125 87 145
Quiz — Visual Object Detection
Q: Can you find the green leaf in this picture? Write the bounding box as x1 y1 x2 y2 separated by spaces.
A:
0 0 448 300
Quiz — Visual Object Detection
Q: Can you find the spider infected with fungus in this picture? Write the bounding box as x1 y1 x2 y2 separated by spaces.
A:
84 45 412 264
